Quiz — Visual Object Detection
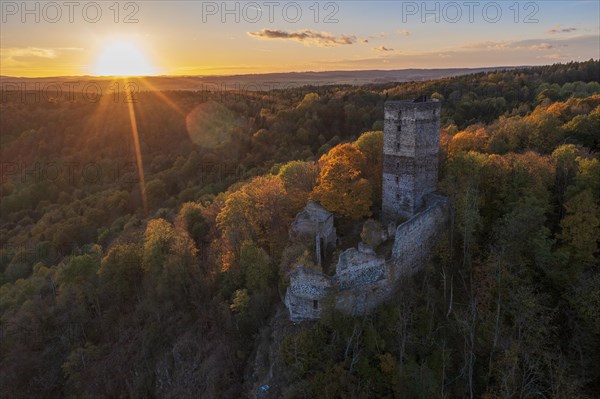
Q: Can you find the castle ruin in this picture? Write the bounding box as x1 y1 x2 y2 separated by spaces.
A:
382 98 441 222
284 97 448 322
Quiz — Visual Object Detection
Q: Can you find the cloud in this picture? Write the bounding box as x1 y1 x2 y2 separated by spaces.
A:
0 47 83 69
247 29 359 47
2 47 59 59
240 34 597 71
0 47 83 59
397 30 411 36
461 41 512 50
462 40 560 51
541 53 567 60
529 43 554 50
1 47 59 68
56 47 84 51
546 24 577 34
373 46 394 52
369 32 388 39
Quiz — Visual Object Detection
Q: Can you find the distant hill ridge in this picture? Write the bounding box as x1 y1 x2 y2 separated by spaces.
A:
0 66 520 91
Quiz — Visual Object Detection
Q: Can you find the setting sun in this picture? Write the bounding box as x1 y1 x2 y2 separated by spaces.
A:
92 40 156 76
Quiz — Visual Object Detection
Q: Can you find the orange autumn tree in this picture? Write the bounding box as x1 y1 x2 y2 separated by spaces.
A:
311 143 372 220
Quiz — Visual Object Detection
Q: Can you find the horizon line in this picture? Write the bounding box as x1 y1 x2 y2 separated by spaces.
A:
2 59 597 80
0 64 546 80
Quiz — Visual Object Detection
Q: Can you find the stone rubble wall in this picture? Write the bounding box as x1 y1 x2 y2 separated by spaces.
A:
285 266 333 321
285 195 448 321
334 275 393 315
391 194 449 279
335 245 386 290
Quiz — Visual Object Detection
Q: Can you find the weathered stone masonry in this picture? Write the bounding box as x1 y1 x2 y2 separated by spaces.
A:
383 99 441 222
284 98 447 322
289 201 336 267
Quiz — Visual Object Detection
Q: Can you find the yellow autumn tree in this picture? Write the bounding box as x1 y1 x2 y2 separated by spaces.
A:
311 143 372 220
278 160 318 213
448 126 488 155
217 175 292 258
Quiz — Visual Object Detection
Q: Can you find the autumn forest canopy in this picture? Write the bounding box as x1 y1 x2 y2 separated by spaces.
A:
0 60 599 398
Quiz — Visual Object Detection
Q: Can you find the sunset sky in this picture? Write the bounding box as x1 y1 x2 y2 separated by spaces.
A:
1 1 599 77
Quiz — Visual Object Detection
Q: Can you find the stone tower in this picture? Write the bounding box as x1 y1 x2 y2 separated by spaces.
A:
382 97 441 222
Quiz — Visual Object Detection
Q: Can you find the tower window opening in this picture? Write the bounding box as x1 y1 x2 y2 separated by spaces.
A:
396 142 400 150
396 162 400 168
313 300 318 310
396 193 400 200
395 176 399 184
397 124 402 132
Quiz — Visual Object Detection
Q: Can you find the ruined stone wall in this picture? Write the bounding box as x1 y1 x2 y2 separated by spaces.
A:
335 245 386 290
391 194 449 279
333 196 448 316
284 195 448 321
285 266 333 322
334 275 393 315
290 218 335 248
290 201 337 254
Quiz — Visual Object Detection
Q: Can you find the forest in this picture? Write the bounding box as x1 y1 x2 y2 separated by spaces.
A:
0 59 599 398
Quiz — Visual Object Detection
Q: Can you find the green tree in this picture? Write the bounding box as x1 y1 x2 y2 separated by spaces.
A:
552 144 580 212
98 243 142 305
560 190 599 265
354 131 383 207
177 202 209 245
440 151 486 268
569 157 600 200
142 218 198 303
145 178 168 209
240 241 271 292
